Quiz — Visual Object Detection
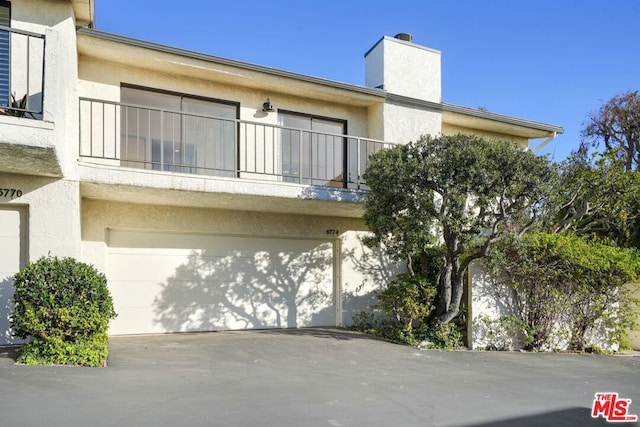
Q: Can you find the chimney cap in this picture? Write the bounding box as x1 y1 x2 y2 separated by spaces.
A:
394 33 413 42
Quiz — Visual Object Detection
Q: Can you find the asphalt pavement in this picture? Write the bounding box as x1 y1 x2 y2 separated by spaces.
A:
0 328 638 426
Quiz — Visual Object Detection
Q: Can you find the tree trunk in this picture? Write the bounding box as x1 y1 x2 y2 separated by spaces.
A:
437 264 464 324
436 262 452 316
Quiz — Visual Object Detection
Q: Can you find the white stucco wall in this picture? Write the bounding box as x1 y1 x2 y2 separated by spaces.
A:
381 102 441 144
0 173 81 259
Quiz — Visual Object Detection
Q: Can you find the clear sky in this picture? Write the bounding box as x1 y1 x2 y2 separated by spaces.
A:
95 0 639 161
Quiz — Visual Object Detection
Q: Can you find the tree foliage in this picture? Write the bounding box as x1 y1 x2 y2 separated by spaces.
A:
581 90 640 172
363 134 554 323
485 233 640 351
544 149 640 249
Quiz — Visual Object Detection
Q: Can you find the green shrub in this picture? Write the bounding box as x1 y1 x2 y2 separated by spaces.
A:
349 250 464 349
486 233 640 351
350 311 378 333
350 311 464 349
17 333 109 366
12 256 116 366
376 273 436 332
414 321 464 350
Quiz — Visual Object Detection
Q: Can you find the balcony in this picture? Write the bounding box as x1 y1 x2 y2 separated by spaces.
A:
79 98 394 190
0 26 58 177
0 25 45 118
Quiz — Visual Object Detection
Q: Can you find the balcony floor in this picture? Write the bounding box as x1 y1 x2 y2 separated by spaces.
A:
78 161 366 218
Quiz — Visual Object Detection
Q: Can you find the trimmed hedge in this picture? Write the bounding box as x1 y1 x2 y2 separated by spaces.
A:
11 256 116 366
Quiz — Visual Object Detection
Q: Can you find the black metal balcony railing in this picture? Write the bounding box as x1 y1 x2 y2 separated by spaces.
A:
79 98 395 189
0 25 45 118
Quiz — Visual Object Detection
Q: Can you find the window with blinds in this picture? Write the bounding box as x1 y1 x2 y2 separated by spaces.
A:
0 1 10 107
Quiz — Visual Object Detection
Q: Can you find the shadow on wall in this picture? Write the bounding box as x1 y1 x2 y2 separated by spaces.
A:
469 263 524 350
0 276 26 345
341 237 404 326
471 263 513 317
152 242 334 332
0 276 14 344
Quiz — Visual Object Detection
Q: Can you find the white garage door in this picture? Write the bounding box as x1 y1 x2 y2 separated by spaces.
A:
107 230 336 335
0 207 27 345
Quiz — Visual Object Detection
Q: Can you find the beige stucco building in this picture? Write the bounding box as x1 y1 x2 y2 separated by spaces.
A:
0 0 564 345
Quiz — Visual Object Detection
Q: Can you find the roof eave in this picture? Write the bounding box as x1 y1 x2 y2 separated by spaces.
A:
442 102 564 135
76 28 387 99
76 28 564 137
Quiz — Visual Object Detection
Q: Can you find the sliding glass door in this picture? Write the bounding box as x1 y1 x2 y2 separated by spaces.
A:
120 86 237 177
279 112 346 186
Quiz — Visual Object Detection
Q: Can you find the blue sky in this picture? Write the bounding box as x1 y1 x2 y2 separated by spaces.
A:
95 1 639 161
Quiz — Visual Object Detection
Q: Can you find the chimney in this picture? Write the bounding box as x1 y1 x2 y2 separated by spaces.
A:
365 34 441 103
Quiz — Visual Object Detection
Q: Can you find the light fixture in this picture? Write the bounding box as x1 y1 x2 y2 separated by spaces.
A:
262 98 275 112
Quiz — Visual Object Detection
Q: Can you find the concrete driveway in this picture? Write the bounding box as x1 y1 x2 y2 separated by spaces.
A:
0 328 638 427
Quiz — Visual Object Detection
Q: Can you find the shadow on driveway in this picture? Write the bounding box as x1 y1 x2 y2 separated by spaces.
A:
461 407 614 426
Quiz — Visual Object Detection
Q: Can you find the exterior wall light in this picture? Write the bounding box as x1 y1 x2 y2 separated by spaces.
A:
262 98 275 112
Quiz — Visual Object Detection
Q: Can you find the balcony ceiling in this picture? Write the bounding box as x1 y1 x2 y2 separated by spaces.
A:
0 142 62 177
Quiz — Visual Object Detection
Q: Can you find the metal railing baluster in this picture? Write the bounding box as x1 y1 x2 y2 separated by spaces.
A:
77 98 395 189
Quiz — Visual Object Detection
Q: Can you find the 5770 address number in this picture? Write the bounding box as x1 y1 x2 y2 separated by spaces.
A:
0 188 23 198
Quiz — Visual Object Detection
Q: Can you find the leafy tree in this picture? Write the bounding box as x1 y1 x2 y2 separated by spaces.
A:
544 149 640 249
485 233 640 351
581 90 640 172
363 134 554 323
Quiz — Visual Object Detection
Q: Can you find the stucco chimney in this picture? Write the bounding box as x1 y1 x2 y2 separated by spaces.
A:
365 35 441 103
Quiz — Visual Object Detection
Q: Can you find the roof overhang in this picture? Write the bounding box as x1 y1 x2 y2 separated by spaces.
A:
72 0 94 28
76 29 385 107
75 28 564 139
385 93 563 139
442 106 563 139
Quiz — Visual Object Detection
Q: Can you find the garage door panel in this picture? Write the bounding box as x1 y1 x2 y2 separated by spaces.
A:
0 236 21 275
108 251 195 282
107 231 334 335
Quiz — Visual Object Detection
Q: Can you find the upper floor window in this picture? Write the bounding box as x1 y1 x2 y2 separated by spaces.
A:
0 1 10 107
120 85 238 176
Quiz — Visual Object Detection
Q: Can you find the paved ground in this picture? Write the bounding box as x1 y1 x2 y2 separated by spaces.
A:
0 329 638 427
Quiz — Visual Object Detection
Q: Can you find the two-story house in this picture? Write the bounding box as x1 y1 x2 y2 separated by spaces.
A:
0 0 563 345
